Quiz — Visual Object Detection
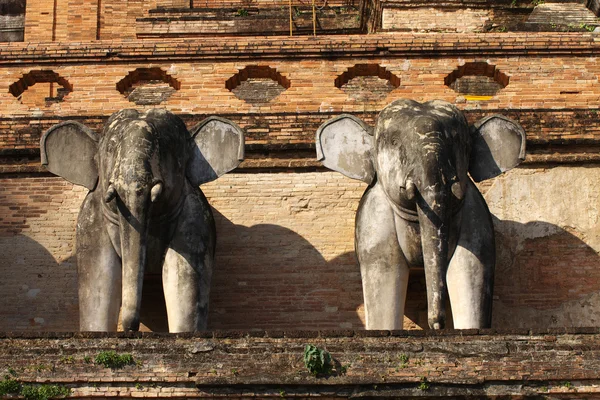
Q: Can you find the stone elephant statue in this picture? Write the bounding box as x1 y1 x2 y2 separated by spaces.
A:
316 99 525 330
40 108 244 332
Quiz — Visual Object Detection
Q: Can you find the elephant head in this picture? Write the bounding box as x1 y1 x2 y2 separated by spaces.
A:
317 99 525 329
40 109 244 332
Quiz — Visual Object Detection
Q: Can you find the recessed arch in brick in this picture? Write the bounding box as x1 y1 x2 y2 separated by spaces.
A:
116 68 180 105
335 64 401 101
9 70 73 107
445 62 509 97
226 66 290 105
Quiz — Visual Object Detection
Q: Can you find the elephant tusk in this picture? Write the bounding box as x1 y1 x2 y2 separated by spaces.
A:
405 179 416 201
104 184 117 203
451 181 464 200
151 181 163 203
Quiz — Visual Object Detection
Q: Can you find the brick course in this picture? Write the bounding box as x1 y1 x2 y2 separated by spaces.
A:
0 330 600 398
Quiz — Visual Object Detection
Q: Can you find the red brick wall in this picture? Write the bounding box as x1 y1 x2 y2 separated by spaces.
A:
0 46 599 123
23 0 55 41
0 173 368 331
382 7 491 32
1 165 599 332
1 33 599 332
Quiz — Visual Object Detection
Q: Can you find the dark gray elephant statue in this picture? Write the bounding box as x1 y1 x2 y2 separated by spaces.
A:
316 99 525 330
40 108 244 332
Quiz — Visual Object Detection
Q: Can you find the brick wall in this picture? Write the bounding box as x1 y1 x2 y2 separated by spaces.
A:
189 0 357 8
18 0 600 42
23 0 55 41
0 34 599 332
0 39 600 122
0 330 599 398
137 8 362 37
1 165 599 332
382 7 491 32
20 0 600 43
379 1 600 33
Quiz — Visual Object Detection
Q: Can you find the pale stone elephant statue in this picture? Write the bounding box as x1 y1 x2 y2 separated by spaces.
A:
41 108 244 332
316 99 525 330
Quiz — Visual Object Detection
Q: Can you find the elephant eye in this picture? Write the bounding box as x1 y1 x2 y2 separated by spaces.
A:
390 137 399 146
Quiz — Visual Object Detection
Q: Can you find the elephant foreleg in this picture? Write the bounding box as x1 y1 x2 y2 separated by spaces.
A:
163 247 213 332
447 181 495 329
356 183 410 330
76 193 122 331
162 188 215 333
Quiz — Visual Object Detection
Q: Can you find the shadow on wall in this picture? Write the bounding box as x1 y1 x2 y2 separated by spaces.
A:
140 209 365 331
1 214 598 332
207 209 365 330
407 217 600 330
492 216 600 328
0 234 78 331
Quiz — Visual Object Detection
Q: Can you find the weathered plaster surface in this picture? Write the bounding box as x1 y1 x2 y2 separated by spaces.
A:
483 165 600 328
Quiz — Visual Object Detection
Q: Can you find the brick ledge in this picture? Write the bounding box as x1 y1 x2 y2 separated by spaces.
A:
1 330 600 397
0 33 599 64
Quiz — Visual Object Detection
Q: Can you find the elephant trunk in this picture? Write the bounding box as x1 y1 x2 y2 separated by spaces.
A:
116 186 151 332
416 185 450 330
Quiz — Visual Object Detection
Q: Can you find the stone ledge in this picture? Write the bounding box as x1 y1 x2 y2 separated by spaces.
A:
1 326 599 338
0 33 599 64
2 109 600 152
1 330 600 397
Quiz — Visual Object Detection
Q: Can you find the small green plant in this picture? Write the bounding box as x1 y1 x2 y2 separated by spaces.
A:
561 381 573 389
339 363 350 374
279 389 286 397
540 386 548 392
231 368 239 376
531 0 544 5
303 344 332 376
399 353 409 368
236 8 249 17
579 23 595 32
418 377 430 391
59 356 75 364
30 364 52 373
83 356 92 364
0 377 22 396
95 351 135 369
135 383 143 390
20 384 71 400
510 0 517 6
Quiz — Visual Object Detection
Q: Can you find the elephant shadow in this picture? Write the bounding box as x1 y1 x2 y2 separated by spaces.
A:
0 234 78 331
141 209 365 331
0 216 364 332
3 216 595 332
491 216 600 329
383 217 600 331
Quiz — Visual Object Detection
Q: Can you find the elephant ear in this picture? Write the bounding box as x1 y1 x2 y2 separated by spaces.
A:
469 115 526 182
40 121 99 190
316 114 375 184
187 116 245 186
